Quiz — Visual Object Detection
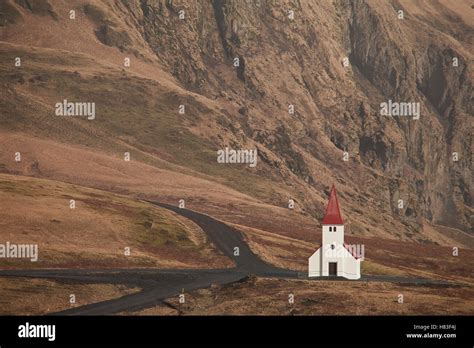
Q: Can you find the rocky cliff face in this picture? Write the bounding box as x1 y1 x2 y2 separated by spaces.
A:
118 0 472 234
0 0 472 240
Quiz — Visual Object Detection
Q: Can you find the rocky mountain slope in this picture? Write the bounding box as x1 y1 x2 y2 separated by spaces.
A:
0 0 472 246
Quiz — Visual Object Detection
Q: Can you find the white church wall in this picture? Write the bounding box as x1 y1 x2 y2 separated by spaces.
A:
308 244 361 279
322 225 344 246
308 248 321 277
321 244 339 276
342 248 361 279
321 225 345 277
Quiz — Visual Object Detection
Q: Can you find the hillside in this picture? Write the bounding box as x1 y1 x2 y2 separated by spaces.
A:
0 0 472 250
0 173 232 268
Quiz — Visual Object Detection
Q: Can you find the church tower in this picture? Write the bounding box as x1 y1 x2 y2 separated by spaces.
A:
321 184 344 254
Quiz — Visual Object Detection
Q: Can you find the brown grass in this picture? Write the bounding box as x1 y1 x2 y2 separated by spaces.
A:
0 276 139 315
131 277 474 315
0 173 232 269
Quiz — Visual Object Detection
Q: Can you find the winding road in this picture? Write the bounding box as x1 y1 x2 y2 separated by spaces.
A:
0 202 455 315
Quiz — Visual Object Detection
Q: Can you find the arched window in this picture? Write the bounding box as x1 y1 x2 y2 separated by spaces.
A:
329 226 332 232
334 226 337 232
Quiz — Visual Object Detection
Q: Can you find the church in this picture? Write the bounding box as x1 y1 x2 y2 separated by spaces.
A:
308 185 362 279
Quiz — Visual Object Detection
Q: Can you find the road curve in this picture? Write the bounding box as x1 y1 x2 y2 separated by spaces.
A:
0 202 455 315
151 202 298 277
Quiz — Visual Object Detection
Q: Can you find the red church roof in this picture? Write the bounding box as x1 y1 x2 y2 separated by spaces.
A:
322 184 344 225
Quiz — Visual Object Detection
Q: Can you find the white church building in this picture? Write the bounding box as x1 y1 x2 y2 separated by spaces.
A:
308 185 362 279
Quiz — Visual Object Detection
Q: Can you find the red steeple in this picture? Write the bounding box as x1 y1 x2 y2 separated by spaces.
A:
322 184 344 225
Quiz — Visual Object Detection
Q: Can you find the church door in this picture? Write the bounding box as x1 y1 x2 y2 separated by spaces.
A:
329 262 337 276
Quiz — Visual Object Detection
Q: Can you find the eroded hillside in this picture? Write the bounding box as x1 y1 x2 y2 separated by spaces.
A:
0 0 472 246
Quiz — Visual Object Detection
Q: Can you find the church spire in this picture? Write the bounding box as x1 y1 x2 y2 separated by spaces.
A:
322 184 344 225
